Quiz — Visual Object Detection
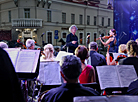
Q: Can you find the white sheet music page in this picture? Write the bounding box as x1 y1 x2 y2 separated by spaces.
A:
96 66 121 90
15 50 36 72
55 51 73 61
4 48 21 67
117 65 137 87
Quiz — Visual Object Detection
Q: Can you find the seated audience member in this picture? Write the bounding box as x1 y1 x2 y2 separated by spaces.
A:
87 41 107 68
127 78 138 95
41 55 99 102
118 40 138 76
0 48 24 102
107 44 127 65
0 42 8 48
40 44 55 61
26 39 35 49
75 45 96 83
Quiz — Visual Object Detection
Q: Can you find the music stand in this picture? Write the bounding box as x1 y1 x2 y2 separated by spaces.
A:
16 50 40 102
105 87 128 95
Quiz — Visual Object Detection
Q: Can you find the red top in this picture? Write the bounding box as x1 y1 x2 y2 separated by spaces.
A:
79 65 93 84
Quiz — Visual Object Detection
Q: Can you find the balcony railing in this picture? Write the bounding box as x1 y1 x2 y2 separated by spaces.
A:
12 18 42 28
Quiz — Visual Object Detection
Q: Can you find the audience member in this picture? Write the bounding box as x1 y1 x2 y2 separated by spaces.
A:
107 44 127 65
87 41 107 68
41 55 99 102
127 78 138 95
0 48 24 102
26 39 35 49
0 42 8 48
118 40 138 76
40 44 55 61
75 45 96 83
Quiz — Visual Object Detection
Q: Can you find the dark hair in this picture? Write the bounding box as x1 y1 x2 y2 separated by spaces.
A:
60 55 82 79
89 42 98 50
126 40 138 56
75 45 89 60
111 29 116 35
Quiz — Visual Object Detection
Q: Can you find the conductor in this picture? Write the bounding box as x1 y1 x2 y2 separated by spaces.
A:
66 25 78 53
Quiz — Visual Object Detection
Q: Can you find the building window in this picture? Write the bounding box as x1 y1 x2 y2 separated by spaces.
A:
102 17 104 26
71 14 75 24
47 32 52 44
87 15 90 25
94 33 97 42
62 13 66 23
24 9 30 18
79 33 83 44
8 11 11 22
47 10 51 22
62 33 66 38
108 18 110 26
94 16 96 25
79 15 83 25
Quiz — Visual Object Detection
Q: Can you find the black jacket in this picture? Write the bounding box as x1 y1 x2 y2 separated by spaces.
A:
66 33 78 53
42 83 99 102
0 48 24 102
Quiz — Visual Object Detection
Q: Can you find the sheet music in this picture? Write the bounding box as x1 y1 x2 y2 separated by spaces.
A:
96 66 121 90
117 65 137 87
4 48 20 67
113 53 124 60
39 61 61 85
15 51 36 72
55 51 73 61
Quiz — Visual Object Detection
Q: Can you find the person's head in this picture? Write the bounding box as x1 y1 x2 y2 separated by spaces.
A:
60 55 82 83
109 29 116 36
0 42 8 49
43 44 54 60
26 39 35 49
89 42 98 51
126 40 138 57
118 44 127 54
75 45 89 63
69 25 78 35
135 38 138 45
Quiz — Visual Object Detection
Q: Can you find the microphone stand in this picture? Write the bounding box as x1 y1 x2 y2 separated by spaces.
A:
41 34 44 47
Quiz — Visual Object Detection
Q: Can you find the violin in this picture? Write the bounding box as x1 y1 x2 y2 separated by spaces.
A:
96 35 113 40
17 39 27 49
37 48 45 56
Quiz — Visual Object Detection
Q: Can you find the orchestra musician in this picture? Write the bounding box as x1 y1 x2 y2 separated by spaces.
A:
99 29 117 53
26 39 35 50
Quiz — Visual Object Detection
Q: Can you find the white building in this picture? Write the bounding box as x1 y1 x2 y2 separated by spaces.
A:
0 0 113 47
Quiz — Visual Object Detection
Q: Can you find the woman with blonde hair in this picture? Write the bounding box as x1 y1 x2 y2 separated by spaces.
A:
40 44 55 61
118 44 127 54
106 44 127 65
